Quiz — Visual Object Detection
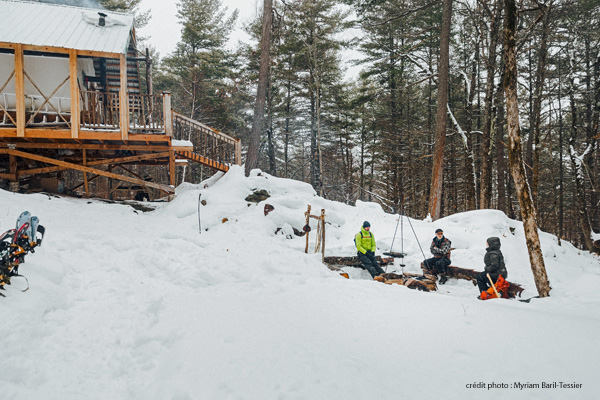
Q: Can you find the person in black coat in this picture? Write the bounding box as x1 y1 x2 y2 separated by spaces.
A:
476 236 508 294
424 228 452 284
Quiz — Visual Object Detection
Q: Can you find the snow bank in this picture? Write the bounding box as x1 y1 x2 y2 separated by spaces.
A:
1 167 599 400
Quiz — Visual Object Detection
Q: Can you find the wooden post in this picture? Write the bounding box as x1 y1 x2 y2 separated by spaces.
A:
304 204 311 254
235 139 242 166
108 165 113 200
83 149 89 198
119 53 129 140
9 154 18 192
14 44 25 137
169 150 176 187
163 92 172 136
69 50 80 138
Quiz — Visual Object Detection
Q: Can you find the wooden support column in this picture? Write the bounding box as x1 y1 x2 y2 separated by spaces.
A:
9 154 19 192
69 50 80 138
119 53 129 140
169 150 176 187
83 149 89 197
14 44 25 137
108 165 114 200
163 92 172 136
235 139 242 166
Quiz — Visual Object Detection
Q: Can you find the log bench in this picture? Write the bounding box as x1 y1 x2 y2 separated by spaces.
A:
420 263 525 298
323 255 525 298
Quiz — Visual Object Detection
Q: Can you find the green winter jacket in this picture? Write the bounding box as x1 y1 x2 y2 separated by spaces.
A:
355 227 376 254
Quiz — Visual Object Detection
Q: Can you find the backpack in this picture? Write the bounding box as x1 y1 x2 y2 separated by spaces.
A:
353 232 363 245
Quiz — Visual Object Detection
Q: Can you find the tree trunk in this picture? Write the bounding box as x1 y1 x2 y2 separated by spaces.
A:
480 0 502 210
568 64 595 252
531 8 550 207
245 0 273 176
428 0 453 220
503 0 551 297
464 49 478 211
496 52 508 214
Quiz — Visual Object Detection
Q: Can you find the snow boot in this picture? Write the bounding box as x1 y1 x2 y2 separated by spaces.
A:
438 274 448 285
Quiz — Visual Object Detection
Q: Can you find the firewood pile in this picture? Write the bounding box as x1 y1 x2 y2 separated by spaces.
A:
374 272 437 291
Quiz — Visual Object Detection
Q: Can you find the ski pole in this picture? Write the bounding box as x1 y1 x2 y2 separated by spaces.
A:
198 193 202 234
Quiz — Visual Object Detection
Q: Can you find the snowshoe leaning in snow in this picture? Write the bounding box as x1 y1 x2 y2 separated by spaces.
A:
0 212 45 294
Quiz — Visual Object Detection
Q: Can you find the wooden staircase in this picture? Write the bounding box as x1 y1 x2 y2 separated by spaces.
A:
172 112 241 173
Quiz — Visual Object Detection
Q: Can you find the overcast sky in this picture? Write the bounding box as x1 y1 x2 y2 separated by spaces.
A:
138 0 260 57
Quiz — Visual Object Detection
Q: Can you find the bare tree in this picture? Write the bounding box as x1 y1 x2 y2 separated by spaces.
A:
503 0 551 297
246 0 273 176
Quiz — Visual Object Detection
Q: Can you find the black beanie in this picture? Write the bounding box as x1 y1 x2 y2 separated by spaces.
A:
363 221 371 228
435 228 443 234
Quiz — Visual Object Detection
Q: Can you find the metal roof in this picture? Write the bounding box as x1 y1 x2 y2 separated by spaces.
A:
0 0 134 55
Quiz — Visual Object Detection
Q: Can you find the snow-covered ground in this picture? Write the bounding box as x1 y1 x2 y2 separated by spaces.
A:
1 166 599 400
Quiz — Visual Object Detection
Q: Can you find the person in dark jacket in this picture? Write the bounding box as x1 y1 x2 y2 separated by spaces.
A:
476 236 508 294
355 221 385 279
423 228 452 284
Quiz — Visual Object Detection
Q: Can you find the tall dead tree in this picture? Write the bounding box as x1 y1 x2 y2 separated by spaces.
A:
503 0 551 297
245 0 273 176
428 0 453 220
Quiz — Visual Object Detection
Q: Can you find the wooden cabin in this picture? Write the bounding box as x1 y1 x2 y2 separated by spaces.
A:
0 0 241 199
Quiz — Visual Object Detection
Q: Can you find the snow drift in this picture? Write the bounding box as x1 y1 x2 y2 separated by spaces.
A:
1 166 598 400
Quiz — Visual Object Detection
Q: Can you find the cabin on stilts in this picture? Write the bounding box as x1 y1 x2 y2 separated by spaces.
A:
0 0 241 200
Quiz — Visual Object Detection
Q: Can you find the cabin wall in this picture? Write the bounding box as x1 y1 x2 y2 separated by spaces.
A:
0 53 94 113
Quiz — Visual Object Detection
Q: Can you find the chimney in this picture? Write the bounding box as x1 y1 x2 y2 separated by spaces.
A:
98 12 107 27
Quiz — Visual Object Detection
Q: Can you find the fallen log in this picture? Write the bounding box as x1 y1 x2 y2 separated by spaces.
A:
325 264 349 279
374 272 437 292
420 263 525 298
323 255 394 267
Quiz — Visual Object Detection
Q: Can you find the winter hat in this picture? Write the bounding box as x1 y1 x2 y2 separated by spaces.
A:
435 228 443 234
363 221 371 228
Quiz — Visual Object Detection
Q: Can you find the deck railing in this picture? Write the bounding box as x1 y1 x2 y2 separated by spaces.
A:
172 112 241 167
128 93 166 132
80 91 167 132
80 90 120 129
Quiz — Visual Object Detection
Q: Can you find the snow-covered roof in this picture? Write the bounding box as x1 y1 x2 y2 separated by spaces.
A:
0 0 134 55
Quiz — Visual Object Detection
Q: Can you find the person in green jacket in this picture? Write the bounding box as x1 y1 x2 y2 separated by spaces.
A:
355 221 385 278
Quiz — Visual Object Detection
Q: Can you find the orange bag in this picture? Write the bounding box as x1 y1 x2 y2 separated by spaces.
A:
480 275 509 300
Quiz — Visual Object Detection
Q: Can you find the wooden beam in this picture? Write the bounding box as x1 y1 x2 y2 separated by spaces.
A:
0 173 16 180
69 50 80 138
119 53 129 140
0 142 172 151
0 42 122 59
14 44 25 137
0 129 172 142
1 149 174 194
18 151 172 177
175 150 230 172
83 149 89 197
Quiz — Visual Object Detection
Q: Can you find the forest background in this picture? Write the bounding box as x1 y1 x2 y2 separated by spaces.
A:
36 0 600 254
